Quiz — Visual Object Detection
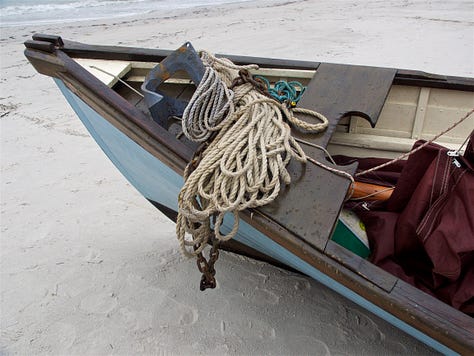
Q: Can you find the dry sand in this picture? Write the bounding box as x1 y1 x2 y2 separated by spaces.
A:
1 0 473 354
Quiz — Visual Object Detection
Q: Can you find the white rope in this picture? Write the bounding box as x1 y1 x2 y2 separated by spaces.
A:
176 52 332 257
181 66 235 142
287 107 328 133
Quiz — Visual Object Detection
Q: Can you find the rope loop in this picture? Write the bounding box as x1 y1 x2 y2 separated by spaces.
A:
176 51 330 257
255 75 306 107
182 66 235 142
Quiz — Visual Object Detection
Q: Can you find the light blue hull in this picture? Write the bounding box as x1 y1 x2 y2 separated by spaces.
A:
55 79 455 355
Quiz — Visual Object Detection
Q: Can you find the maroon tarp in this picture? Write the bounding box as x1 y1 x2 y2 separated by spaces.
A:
336 131 474 315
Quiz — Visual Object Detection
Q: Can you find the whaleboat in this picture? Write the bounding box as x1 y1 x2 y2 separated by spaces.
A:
24 34 474 354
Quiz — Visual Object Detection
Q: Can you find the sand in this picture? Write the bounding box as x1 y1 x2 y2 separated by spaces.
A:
1 0 473 354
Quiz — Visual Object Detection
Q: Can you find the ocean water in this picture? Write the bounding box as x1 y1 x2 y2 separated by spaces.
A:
0 0 252 26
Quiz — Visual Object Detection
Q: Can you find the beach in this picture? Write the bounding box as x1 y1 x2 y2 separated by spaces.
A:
1 0 473 354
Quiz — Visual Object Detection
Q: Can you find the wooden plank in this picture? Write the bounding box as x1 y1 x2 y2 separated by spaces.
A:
329 132 462 153
249 67 315 79
259 154 356 251
75 58 131 87
260 64 396 251
411 87 431 139
126 67 315 84
325 241 397 292
55 38 474 91
293 63 397 148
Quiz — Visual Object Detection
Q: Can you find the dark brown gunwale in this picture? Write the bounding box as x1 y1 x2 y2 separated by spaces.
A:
57 38 474 91
24 39 474 353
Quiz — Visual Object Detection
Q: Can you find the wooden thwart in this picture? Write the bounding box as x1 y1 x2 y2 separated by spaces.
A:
75 58 131 87
260 63 396 251
294 63 397 147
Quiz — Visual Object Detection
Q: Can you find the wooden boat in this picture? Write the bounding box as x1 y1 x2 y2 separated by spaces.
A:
24 34 474 354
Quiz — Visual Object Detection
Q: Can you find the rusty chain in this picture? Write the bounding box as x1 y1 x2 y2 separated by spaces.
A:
230 69 276 101
195 238 220 291
188 69 275 291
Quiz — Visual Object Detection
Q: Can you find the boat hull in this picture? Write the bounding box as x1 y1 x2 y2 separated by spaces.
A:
55 79 458 354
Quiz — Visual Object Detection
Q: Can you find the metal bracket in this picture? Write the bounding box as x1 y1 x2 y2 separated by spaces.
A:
141 42 205 127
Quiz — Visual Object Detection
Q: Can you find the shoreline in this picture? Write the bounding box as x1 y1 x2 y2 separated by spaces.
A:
0 0 258 28
0 0 278 30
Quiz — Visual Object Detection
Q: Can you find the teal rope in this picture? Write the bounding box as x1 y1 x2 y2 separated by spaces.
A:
254 75 306 107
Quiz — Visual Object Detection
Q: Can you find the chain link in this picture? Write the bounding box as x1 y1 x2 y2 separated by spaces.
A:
230 69 276 101
195 238 220 291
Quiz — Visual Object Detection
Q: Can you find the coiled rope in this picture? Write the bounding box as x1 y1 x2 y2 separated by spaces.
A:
181 66 235 142
174 50 472 290
254 75 306 107
177 52 329 258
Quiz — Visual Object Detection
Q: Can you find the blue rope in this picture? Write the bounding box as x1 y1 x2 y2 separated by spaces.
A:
254 75 306 107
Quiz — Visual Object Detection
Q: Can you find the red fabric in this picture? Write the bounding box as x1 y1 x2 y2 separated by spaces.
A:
336 132 474 315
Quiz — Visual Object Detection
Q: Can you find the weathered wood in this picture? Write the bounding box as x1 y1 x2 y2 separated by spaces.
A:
75 58 131 87
259 64 395 251
60 39 321 71
259 156 356 251
330 132 465 153
325 241 397 292
24 39 55 53
125 66 316 84
295 63 396 146
44 49 194 173
27 35 474 91
32 33 64 46
395 69 474 91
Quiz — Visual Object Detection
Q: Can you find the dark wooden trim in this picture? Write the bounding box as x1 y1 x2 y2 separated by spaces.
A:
324 241 397 293
29 34 474 91
395 69 474 91
60 39 321 71
218 238 300 274
57 37 474 91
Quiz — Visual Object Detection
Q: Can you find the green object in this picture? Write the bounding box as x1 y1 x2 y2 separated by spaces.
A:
331 210 370 259
254 75 306 106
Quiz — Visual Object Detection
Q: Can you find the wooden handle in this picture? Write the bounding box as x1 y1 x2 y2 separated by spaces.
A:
349 181 394 201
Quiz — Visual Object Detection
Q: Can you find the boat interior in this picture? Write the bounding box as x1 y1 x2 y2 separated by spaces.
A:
76 57 474 159
75 49 474 297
